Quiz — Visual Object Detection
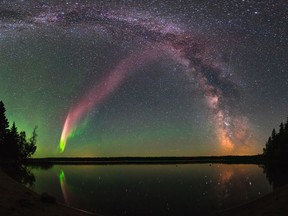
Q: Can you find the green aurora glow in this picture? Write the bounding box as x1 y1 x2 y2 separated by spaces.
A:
0 1 287 157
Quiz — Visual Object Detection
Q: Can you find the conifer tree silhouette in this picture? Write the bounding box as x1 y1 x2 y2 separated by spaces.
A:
263 117 288 163
0 101 37 161
0 101 9 161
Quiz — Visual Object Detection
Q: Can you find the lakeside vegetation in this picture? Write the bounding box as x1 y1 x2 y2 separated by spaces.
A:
263 117 288 164
0 101 37 162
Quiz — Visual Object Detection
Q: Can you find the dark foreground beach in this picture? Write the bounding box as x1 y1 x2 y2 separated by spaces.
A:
1 169 288 216
217 184 288 216
0 170 97 216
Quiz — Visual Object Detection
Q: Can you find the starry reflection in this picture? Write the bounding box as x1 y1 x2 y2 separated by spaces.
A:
28 164 272 216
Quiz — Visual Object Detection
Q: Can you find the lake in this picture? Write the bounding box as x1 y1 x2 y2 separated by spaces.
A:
17 163 272 216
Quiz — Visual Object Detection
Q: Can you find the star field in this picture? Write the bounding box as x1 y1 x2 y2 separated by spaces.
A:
0 0 287 157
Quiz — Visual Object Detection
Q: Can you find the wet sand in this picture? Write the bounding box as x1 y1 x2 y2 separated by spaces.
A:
0 170 97 216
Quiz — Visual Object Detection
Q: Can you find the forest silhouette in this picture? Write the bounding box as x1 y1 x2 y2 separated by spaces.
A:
263 117 288 164
262 117 288 188
0 101 37 162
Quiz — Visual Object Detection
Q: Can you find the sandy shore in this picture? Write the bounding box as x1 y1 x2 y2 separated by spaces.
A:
217 184 288 216
0 170 97 216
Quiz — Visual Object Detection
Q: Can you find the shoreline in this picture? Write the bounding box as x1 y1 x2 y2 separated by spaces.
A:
24 155 264 165
0 169 97 216
216 184 288 216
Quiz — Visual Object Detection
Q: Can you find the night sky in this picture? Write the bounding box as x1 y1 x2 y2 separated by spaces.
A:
0 0 287 157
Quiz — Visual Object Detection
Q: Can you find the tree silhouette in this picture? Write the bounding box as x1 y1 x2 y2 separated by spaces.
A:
21 127 37 159
5 122 20 159
263 117 288 164
0 101 9 158
0 101 37 162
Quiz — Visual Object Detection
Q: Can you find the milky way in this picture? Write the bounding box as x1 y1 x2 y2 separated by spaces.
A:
0 0 287 156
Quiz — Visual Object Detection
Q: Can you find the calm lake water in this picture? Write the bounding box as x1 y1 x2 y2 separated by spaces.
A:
22 164 272 216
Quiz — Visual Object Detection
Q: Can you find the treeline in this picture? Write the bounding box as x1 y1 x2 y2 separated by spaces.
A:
263 117 288 163
25 155 263 165
0 101 37 162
